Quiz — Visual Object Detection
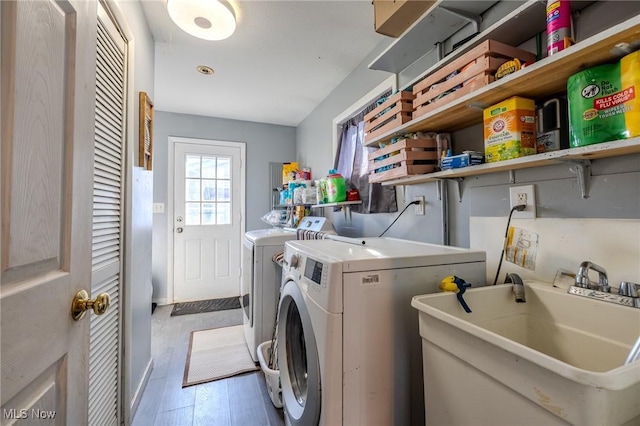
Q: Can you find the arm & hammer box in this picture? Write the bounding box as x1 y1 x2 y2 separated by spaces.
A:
483 96 537 162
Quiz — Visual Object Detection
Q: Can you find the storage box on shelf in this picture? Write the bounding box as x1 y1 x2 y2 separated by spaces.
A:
412 39 537 120
368 138 438 183
372 0 436 38
364 91 415 144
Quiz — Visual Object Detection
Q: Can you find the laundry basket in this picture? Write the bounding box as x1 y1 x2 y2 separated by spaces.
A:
257 341 282 408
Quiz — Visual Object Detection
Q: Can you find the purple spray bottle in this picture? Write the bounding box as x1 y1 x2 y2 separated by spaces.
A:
546 0 573 56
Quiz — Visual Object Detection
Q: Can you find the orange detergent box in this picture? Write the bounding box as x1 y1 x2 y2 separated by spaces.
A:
483 96 537 162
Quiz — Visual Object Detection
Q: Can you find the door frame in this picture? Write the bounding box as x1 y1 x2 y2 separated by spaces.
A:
99 0 148 423
167 136 246 304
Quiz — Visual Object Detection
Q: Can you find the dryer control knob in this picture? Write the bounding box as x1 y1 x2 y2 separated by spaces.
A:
289 254 300 268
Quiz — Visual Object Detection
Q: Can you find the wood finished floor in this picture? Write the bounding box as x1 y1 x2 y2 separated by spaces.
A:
132 305 284 426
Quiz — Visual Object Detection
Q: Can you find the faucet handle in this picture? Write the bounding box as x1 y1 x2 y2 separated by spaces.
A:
618 281 640 297
575 261 609 291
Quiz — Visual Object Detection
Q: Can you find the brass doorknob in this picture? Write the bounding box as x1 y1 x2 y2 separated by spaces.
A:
71 290 110 321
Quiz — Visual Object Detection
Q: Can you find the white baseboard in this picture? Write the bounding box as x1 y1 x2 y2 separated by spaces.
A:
153 297 170 306
130 358 154 420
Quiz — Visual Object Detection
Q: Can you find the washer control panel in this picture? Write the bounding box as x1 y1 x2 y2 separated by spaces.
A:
303 257 327 288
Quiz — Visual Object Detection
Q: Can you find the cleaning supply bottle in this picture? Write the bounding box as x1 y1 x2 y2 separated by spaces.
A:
546 0 573 56
325 169 346 203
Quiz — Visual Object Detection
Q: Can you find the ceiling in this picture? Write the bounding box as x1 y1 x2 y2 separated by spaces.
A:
140 0 388 127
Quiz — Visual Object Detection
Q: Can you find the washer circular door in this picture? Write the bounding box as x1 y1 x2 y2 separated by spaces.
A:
277 279 321 425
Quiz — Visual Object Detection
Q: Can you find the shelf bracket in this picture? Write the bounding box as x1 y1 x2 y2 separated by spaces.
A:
342 205 353 225
567 160 592 199
452 177 464 202
509 170 516 184
439 6 482 34
436 42 445 62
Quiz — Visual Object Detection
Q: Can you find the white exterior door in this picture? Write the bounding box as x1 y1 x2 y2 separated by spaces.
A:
1 0 97 424
172 139 245 302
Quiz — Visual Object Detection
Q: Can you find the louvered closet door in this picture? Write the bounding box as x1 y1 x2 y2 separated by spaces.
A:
89 4 126 426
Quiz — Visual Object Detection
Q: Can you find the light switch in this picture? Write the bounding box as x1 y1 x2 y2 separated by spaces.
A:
153 203 164 214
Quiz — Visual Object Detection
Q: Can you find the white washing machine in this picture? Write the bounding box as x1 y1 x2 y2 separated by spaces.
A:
241 217 334 362
277 238 486 426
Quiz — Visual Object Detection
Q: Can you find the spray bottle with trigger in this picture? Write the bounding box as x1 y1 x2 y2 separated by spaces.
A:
546 0 574 56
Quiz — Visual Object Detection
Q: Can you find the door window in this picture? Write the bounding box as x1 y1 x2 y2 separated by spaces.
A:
184 155 232 225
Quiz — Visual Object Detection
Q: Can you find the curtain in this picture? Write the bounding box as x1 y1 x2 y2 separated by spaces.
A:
334 93 397 214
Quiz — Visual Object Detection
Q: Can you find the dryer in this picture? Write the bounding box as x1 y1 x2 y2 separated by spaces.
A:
277 238 486 426
241 217 333 362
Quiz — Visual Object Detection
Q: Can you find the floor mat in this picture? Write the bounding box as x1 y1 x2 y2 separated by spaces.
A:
171 296 241 317
183 325 258 387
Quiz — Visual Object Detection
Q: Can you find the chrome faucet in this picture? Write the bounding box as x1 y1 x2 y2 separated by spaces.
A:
504 273 526 303
575 261 610 292
569 262 639 309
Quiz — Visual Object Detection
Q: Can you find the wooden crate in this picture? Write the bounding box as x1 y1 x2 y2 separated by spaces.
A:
412 40 537 120
368 138 438 183
364 91 415 144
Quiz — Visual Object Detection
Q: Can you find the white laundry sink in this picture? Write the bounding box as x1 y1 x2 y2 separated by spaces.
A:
411 280 640 426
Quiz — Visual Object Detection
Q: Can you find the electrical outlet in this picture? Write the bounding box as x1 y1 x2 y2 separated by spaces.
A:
414 196 425 215
509 185 536 219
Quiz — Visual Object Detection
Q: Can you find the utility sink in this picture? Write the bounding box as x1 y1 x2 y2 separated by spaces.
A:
411 280 640 426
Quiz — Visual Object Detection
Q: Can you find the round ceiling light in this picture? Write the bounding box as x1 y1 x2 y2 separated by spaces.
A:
167 0 236 41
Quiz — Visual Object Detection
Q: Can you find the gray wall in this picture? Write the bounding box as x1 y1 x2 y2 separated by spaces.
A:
296 1 640 246
295 37 430 239
296 40 391 176
151 111 296 303
296 29 449 241
113 0 155 421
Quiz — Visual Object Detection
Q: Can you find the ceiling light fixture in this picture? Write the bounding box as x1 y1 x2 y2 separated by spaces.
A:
196 65 215 75
167 0 236 41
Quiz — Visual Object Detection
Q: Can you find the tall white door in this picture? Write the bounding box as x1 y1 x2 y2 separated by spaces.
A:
88 4 126 426
1 1 98 424
172 139 245 302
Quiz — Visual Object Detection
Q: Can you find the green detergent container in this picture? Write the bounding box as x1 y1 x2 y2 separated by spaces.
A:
325 169 346 203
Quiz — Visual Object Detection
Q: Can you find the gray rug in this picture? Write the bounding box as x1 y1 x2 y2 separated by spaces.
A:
171 296 241 316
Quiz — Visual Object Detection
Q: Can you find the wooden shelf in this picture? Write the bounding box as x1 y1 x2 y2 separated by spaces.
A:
397 1 597 91
365 14 640 148
380 137 640 186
